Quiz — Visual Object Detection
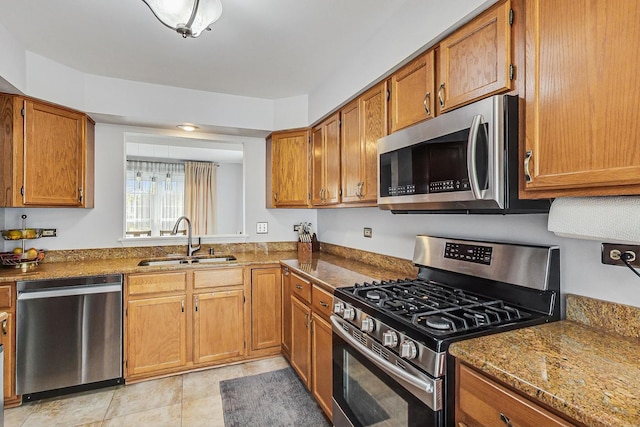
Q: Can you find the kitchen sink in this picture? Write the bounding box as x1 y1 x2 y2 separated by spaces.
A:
137 255 237 266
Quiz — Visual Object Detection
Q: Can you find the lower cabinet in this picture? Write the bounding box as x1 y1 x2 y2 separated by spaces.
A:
250 267 282 355
456 360 576 427
281 266 334 419
193 290 244 364
1 308 19 407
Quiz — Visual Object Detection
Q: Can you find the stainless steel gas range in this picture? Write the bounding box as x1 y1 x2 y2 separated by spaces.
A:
331 235 560 427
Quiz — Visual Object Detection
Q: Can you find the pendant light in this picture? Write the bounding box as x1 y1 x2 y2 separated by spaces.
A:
142 0 223 38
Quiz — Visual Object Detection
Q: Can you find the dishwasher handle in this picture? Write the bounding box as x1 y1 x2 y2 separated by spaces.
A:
17 284 122 300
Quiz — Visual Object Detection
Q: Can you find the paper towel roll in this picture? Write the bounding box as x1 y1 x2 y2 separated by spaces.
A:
548 196 640 243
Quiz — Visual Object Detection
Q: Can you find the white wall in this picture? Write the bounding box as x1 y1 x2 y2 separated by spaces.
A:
317 208 640 308
216 163 244 235
0 23 26 93
3 124 316 250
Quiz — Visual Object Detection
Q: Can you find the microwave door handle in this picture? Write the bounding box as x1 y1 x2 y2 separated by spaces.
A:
467 114 484 199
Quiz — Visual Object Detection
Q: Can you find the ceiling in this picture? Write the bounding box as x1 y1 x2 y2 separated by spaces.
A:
0 0 408 100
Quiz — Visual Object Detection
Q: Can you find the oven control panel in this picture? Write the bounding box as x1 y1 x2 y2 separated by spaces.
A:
444 242 492 265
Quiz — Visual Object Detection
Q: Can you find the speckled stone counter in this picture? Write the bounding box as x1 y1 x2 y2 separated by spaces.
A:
449 294 640 427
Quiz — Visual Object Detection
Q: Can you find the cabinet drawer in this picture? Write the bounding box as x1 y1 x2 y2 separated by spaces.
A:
0 285 12 308
456 362 575 427
312 285 333 320
194 268 244 289
290 273 311 304
128 272 187 295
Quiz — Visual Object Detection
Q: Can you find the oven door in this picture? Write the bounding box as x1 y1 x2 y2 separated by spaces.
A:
332 316 443 427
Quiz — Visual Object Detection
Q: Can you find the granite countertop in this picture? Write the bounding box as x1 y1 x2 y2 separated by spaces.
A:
0 250 412 289
449 295 640 427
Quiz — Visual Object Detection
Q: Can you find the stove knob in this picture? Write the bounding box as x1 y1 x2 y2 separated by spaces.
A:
399 341 418 360
382 331 398 348
342 307 356 321
333 302 345 315
360 318 375 333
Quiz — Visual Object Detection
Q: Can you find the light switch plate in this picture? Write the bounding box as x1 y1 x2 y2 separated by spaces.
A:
256 222 268 234
364 227 372 238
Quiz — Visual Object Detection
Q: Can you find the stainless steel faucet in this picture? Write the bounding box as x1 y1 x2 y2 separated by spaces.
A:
172 216 201 257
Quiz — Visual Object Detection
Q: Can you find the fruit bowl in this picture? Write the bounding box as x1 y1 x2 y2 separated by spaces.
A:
0 250 46 267
1 229 43 240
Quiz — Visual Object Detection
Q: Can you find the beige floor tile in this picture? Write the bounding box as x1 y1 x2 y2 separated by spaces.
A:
105 375 182 419
181 396 225 427
4 402 40 427
21 388 114 427
182 364 244 402
102 403 181 427
241 355 290 377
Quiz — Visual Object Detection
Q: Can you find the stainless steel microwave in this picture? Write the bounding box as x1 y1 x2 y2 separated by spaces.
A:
377 95 550 213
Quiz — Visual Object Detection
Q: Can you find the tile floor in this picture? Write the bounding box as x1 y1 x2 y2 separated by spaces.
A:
4 356 291 427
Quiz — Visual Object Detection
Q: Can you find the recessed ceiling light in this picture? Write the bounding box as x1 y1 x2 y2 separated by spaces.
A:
177 124 199 132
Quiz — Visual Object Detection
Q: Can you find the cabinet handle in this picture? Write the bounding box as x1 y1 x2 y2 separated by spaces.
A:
181 299 185 313
273 192 278 203
284 267 289 276
304 313 309 328
295 284 303 290
195 296 199 312
2 319 6 335
438 83 445 109
499 413 513 427
319 301 329 308
524 150 533 183
423 92 431 116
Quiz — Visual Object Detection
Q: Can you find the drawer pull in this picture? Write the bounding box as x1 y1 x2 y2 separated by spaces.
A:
295 285 303 290
319 301 329 308
423 91 431 116
499 413 513 427
1 319 6 335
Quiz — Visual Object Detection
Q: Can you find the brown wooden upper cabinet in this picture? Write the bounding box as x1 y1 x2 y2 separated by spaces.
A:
311 113 340 206
341 82 388 204
437 0 513 114
521 0 640 198
389 50 435 133
266 129 310 208
0 93 95 208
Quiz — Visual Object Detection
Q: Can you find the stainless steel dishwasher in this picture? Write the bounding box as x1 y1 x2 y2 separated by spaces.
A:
16 274 123 400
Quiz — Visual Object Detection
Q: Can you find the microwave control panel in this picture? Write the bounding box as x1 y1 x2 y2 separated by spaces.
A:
444 242 492 265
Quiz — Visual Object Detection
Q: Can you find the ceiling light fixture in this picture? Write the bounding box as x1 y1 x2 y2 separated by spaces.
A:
177 124 199 132
142 0 223 38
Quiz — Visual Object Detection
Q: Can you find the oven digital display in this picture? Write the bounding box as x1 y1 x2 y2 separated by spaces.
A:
444 242 492 265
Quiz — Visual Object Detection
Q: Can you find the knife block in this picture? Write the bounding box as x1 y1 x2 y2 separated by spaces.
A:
297 242 313 262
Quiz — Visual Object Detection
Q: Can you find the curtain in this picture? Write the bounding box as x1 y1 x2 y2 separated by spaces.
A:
126 161 185 236
184 161 217 235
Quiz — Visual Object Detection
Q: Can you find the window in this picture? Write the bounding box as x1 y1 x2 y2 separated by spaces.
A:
125 160 185 237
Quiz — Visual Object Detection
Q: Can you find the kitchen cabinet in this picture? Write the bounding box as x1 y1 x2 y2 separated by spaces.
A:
341 82 387 204
456 361 576 427
266 129 311 208
311 113 341 206
389 50 435 132
281 266 293 358
0 284 18 407
311 285 333 419
0 93 95 208
521 0 640 198
290 294 312 388
249 267 282 355
125 267 246 381
193 290 244 364
437 0 513 113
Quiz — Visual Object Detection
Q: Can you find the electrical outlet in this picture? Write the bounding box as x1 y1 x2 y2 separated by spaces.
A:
256 222 268 234
364 227 372 238
293 224 300 232
601 243 640 267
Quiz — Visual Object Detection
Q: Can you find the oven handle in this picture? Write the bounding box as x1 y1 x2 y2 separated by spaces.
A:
466 114 484 200
331 316 441 411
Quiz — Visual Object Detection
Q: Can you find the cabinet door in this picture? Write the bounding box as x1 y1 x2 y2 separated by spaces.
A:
438 0 512 113
193 290 245 364
290 295 312 388
281 267 292 357
456 362 575 427
250 268 282 351
389 50 435 132
312 113 340 206
522 0 640 196
311 313 333 419
269 130 310 207
23 100 87 206
127 295 187 376
340 100 361 203
1 313 18 405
